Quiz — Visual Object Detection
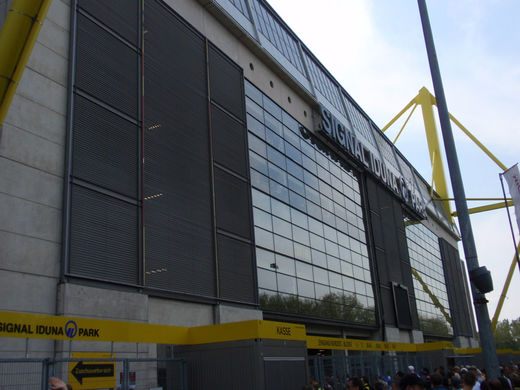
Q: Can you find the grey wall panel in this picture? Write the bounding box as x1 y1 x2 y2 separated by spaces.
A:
439 238 475 337
143 0 215 297
214 167 251 239
212 104 248 177
78 0 139 45
69 185 138 284
217 234 255 303
365 176 418 329
209 44 245 120
75 14 138 117
72 95 138 198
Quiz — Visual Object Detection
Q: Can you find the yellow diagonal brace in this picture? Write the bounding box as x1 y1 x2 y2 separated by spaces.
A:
411 267 452 326
393 103 418 144
417 87 453 221
381 96 417 133
451 200 514 216
491 242 520 330
0 0 52 125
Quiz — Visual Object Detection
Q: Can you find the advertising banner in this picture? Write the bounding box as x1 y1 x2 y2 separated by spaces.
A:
503 164 520 233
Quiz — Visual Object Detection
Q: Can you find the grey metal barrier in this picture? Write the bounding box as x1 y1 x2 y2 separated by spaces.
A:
0 357 187 390
309 352 435 388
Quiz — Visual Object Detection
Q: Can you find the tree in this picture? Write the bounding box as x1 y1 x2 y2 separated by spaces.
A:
494 317 520 350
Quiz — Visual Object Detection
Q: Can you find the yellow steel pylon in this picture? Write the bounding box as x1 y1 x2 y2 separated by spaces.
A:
382 86 516 331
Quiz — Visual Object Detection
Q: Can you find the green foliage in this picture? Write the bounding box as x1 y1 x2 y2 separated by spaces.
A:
259 292 376 325
494 317 520 350
418 314 452 336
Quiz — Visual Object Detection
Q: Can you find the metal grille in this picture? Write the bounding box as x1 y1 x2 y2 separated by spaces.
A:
343 95 377 148
228 0 250 19
75 13 138 118
69 184 139 284
78 0 139 45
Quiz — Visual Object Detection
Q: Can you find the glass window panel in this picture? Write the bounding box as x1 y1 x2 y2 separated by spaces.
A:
293 225 310 245
255 227 274 250
321 210 335 228
320 194 334 213
296 261 313 280
282 112 299 133
309 233 325 252
308 217 323 236
351 251 362 267
251 188 271 212
291 208 308 229
325 240 339 257
355 280 366 295
327 255 341 273
341 261 353 277
253 207 272 230
303 170 319 189
269 179 289 203
272 216 292 238
268 160 287 183
331 174 342 191
264 110 282 135
283 125 301 148
315 152 329 170
363 269 371 282
250 151 268 175
294 243 311 262
251 170 269 193
275 254 295 276
323 225 337 242
305 185 320 204
311 249 327 268
329 271 342 289
256 248 275 269
246 97 264 121
297 279 315 298
248 133 267 157
274 234 294 257
247 114 265 139
287 175 305 196
300 140 316 160
343 276 355 292
313 266 328 284
286 160 304 181
289 191 306 211
285 141 302 164
277 274 297 294
353 265 364 280
306 201 322 221
271 198 291 221
263 97 282 122
302 155 317 174
266 129 284 153
315 283 330 299
258 268 277 290
317 164 331 183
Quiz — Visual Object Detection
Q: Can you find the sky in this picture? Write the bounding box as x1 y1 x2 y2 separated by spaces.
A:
266 0 520 322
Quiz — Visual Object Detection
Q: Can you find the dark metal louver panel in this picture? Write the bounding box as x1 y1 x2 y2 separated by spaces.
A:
209 44 245 120
217 234 255 303
392 283 413 329
215 167 251 239
69 185 138 284
78 0 139 45
75 14 138 117
72 95 138 198
143 0 215 297
212 104 248 177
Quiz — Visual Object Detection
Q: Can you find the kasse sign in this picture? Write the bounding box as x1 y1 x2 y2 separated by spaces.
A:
304 105 426 217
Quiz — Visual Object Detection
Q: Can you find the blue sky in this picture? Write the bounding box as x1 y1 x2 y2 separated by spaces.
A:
267 0 520 322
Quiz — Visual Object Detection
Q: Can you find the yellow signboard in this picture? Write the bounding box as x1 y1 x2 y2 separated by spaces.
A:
306 335 416 352
68 353 116 390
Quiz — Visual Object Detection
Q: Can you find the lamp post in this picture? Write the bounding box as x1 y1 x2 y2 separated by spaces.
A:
416 0 500 379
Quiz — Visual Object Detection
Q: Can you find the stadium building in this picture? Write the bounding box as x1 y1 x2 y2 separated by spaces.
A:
0 0 480 388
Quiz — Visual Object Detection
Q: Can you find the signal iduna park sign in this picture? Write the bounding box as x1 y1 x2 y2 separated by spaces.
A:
303 105 426 217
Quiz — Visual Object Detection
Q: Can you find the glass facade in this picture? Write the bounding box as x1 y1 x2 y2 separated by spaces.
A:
245 80 375 325
405 220 453 335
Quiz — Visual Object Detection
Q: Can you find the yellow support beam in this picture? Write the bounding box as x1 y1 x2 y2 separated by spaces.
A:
393 103 418 144
451 200 514 217
381 96 417 133
491 242 520 331
417 87 453 221
0 0 52 126
411 268 452 326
